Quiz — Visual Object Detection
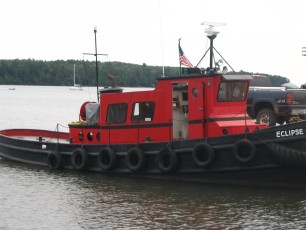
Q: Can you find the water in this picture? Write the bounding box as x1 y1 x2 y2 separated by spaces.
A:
1 85 306 229
0 85 97 131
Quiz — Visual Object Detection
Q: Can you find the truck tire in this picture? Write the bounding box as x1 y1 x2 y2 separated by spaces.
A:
256 109 276 127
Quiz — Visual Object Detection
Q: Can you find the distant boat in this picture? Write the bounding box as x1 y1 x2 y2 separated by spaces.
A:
69 84 83 91
69 64 83 90
8 88 15 90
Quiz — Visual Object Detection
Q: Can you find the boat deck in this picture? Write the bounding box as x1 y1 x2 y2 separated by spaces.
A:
10 135 70 144
0 129 70 144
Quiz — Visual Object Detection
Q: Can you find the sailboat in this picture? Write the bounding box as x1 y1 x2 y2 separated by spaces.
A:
69 64 83 90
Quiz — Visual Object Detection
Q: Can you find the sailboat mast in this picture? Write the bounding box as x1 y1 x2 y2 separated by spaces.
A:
73 64 76 85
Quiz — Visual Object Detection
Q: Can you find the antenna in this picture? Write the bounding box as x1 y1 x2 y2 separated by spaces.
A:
198 22 225 70
202 22 226 36
158 0 165 77
196 22 234 72
302 47 306 56
83 26 108 102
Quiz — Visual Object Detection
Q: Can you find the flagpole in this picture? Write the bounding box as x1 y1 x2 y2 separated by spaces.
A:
179 38 193 73
178 38 181 76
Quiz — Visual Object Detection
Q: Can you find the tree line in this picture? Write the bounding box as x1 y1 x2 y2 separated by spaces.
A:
0 59 289 87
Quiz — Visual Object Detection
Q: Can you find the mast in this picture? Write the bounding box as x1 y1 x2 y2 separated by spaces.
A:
73 64 76 86
207 34 217 69
94 27 99 101
196 23 221 70
195 22 235 73
83 26 108 102
196 22 221 71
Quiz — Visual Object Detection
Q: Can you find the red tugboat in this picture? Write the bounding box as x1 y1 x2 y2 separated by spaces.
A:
1 25 306 188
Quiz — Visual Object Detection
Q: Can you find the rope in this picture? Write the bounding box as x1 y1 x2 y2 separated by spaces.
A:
41 123 69 143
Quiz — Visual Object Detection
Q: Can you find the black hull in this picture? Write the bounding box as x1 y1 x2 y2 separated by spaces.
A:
1 121 306 188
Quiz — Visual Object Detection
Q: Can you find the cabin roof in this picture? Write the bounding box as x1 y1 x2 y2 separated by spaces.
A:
221 75 253 80
157 73 213 81
98 87 123 94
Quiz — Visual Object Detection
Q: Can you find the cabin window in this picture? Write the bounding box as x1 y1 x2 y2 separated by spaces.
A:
182 92 188 101
217 81 248 102
192 88 199 98
107 103 128 124
132 101 155 122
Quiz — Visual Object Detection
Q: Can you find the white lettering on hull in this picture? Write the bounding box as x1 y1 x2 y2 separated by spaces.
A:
276 129 304 138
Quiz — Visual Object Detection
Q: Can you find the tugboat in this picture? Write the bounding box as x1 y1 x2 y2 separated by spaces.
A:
1 25 306 188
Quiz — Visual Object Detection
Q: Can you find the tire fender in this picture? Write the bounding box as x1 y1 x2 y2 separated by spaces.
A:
126 147 146 172
71 148 88 170
98 147 117 171
233 139 256 163
157 147 177 173
192 143 215 167
47 151 62 170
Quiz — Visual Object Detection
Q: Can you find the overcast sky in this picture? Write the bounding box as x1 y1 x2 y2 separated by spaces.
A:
2 0 306 86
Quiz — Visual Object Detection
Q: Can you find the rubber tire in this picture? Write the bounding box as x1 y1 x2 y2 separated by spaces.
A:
192 143 215 167
157 147 177 173
126 147 146 172
268 143 306 167
71 148 88 170
233 139 256 163
98 147 116 171
256 108 276 127
47 151 62 170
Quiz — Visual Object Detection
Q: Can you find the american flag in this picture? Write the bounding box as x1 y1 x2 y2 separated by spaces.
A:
179 43 193 67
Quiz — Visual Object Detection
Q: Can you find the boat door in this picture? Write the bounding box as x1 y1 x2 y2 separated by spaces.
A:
172 83 189 139
188 82 205 139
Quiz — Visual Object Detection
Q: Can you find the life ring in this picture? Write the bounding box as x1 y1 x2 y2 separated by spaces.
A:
192 143 215 167
233 139 256 163
71 148 88 170
47 151 62 170
79 101 91 121
126 147 146 172
157 147 177 173
97 147 117 171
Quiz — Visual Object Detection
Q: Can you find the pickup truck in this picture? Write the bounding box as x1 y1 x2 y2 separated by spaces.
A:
247 75 306 127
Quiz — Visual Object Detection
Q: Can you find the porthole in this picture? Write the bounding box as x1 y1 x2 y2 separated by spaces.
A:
87 132 93 141
78 132 84 141
192 88 199 98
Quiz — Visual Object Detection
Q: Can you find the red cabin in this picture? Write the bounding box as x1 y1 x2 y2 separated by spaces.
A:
68 72 267 144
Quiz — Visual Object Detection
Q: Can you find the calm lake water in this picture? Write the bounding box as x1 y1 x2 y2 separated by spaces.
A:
1 85 306 229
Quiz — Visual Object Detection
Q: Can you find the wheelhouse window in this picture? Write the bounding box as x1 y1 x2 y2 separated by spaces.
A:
107 103 128 124
217 81 248 102
132 101 155 122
